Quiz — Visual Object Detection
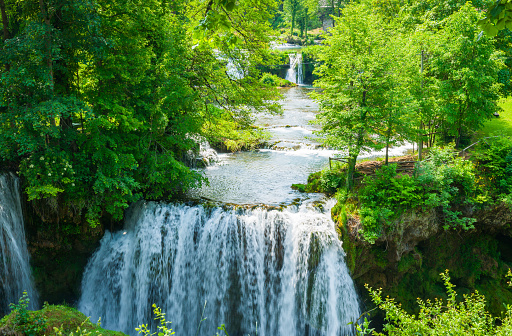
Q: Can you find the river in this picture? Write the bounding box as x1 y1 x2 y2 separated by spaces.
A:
0 85 412 335
78 86 370 336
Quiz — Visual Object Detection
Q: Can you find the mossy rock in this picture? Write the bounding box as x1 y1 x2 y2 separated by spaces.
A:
0 304 127 336
291 183 306 193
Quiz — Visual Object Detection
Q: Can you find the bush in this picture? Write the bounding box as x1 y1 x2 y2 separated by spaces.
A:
357 145 479 243
415 145 479 230
363 271 512 336
259 73 295 87
4 292 46 336
473 135 512 199
0 294 126 336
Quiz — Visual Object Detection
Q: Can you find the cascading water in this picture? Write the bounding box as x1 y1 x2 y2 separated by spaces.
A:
79 201 360 336
0 173 38 315
286 53 304 85
79 86 412 335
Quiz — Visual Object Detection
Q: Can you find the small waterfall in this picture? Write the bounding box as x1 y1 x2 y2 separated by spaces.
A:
0 173 38 315
184 136 219 168
79 201 360 336
286 53 304 85
199 141 219 166
226 58 245 80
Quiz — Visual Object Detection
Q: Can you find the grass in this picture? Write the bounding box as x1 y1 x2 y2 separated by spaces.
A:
476 96 512 138
0 303 127 336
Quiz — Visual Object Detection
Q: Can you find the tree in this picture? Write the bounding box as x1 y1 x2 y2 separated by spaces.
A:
284 0 302 36
0 0 280 227
431 3 502 147
313 2 414 189
480 0 512 37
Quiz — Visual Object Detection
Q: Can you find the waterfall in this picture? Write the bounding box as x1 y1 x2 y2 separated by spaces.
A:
285 53 304 85
79 201 360 336
0 173 38 315
199 141 219 166
226 58 245 80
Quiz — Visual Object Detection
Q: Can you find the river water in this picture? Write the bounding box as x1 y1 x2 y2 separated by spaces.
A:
78 86 412 335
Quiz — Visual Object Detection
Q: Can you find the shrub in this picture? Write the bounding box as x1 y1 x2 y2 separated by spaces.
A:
357 145 479 243
358 164 421 243
259 73 295 87
363 271 512 336
5 292 46 336
473 135 512 199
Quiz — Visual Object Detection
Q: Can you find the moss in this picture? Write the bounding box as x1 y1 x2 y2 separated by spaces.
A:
291 183 306 192
354 231 512 318
305 171 324 193
0 304 127 336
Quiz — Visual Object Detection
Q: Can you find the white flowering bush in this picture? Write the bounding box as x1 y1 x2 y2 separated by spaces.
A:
19 150 76 201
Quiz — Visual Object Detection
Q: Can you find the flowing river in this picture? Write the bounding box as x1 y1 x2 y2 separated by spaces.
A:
1 86 412 335
78 86 415 336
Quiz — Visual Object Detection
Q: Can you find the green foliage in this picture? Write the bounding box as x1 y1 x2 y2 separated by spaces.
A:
358 164 421 243
136 304 175 336
356 145 479 243
366 271 512 335
0 0 280 231
473 135 512 201
53 319 104 336
260 73 295 87
415 146 479 230
1 298 127 336
479 0 512 37
431 3 502 147
202 106 271 152
7 292 46 336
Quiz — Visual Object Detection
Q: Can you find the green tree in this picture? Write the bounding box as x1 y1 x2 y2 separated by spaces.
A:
313 2 414 189
0 0 279 228
284 0 303 36
431 3 502 147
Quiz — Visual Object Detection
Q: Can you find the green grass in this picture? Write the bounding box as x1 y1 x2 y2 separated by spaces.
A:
476 97 512 138
0 304 128 336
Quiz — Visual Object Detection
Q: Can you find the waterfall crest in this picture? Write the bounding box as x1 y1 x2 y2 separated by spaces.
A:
286 53 304 85
79 201 360 336
0 173 38 314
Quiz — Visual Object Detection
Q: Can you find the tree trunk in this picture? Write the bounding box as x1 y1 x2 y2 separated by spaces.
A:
304 9 308 45
418 121 423 161
385 118 392 165
291 11 295 36
0 0 8 41
346 89 367 190
346 155 356 190
39 0 54 88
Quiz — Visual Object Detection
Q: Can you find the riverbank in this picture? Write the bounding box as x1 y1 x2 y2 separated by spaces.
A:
295 140 512 325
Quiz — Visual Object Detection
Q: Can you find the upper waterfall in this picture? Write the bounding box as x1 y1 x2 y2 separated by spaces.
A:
79 201 360 336
0 173 38 315
286 53 304 85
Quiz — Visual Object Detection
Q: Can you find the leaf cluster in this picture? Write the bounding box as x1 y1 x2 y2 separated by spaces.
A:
364 271 512 335
358 145 479 243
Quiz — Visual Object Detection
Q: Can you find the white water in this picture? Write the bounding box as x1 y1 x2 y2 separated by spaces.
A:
79 201 360 336
286 53 304 85
0 173 38 314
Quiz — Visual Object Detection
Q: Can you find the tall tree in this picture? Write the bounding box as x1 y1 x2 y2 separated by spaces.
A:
284 0 302 36
431 3 502 147
0 0 280 227
314 2 414 189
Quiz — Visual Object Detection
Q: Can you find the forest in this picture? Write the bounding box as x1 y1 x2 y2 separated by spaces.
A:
2 0 512 335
